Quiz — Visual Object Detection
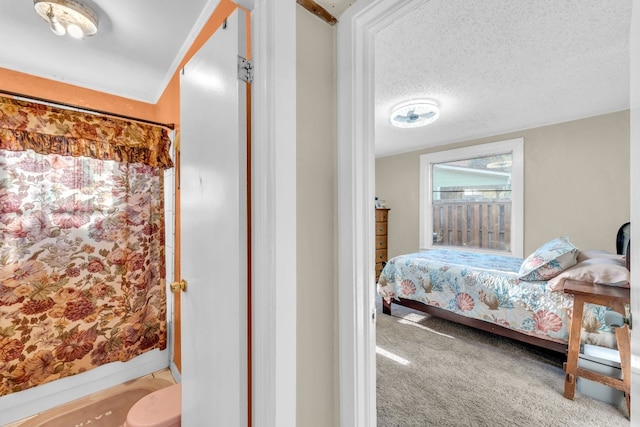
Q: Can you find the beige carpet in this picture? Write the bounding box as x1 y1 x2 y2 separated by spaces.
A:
17 377 174 427
376 304 629 427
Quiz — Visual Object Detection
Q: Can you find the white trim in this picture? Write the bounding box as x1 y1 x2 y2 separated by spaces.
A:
418 138 524 257
337 1 428 426
234 0 254 10
153 0 223 103
629 0 639 413
250 1 297 426
165 132 177 384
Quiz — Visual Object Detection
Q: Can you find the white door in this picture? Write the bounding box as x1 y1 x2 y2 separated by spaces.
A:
179 9 248 426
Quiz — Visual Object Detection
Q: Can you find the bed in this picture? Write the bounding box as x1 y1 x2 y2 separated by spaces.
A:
377 236 630 353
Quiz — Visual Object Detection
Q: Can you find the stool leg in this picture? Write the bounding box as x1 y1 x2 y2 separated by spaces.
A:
564 296 585 400
614 322 631 418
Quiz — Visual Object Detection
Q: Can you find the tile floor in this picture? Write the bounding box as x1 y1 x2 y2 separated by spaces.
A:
5 368 177 427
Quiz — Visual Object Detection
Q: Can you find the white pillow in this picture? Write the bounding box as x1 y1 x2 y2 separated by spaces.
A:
576 250 625 263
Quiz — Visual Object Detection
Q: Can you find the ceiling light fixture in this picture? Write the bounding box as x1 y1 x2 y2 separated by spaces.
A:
389 100 440 128
34 0 98 38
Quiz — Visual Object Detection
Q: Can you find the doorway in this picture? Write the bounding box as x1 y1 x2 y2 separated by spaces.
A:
336 2 429 426
337 2 638 426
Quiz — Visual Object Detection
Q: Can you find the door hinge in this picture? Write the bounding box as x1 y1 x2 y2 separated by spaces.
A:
238 56 253 83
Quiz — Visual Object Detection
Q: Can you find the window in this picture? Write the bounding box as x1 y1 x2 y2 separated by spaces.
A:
419 138 523 257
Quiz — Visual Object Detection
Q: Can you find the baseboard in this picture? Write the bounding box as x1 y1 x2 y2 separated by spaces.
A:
169 360 182 383
0 349 169 426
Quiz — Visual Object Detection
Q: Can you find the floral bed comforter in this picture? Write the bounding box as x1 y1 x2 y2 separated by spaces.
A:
377 250 617 349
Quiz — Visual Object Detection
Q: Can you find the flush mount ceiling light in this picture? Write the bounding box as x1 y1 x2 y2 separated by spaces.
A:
34 0 98 38
389 100 440 128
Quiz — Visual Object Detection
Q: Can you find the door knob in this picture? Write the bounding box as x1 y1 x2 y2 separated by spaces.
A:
170 279 187 293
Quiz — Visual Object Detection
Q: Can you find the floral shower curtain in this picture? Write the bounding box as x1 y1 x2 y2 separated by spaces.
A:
0 96 173 396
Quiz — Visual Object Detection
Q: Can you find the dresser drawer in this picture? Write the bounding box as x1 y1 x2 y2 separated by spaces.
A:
375 262 385 279
375 222 388 236
375 208 389 222
374 208 389 280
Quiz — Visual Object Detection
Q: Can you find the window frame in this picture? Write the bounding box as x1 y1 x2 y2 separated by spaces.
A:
419 138 524 257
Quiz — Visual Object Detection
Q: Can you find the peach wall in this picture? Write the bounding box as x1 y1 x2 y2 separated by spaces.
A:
0 0 237 128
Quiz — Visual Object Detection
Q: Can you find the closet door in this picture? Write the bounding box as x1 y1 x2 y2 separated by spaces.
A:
179 8 248 425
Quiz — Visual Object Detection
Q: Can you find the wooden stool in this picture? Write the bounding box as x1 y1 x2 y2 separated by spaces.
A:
562 280 631 418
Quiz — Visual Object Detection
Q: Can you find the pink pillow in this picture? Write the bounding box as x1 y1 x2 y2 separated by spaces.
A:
547 258 629 291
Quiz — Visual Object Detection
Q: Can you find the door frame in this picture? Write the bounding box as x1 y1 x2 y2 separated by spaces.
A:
629 0 638 413
175 1 297 424
336 1 434 426
249 1 298 426
339 1 639 426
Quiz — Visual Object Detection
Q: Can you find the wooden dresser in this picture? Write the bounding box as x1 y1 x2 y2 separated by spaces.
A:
375 208 390 281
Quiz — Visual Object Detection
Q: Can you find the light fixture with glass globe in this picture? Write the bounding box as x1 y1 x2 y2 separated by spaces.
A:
33 0 98 39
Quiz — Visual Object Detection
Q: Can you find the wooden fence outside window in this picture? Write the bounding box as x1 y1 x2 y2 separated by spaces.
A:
433 201 511 251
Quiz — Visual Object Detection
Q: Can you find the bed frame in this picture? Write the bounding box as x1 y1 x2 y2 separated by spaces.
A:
382 297 568 354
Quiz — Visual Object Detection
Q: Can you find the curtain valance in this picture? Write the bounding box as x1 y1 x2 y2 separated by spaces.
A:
0 95 174 169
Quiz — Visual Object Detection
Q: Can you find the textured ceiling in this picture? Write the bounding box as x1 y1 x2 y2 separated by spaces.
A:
374 0 632 157
0 1 632 158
